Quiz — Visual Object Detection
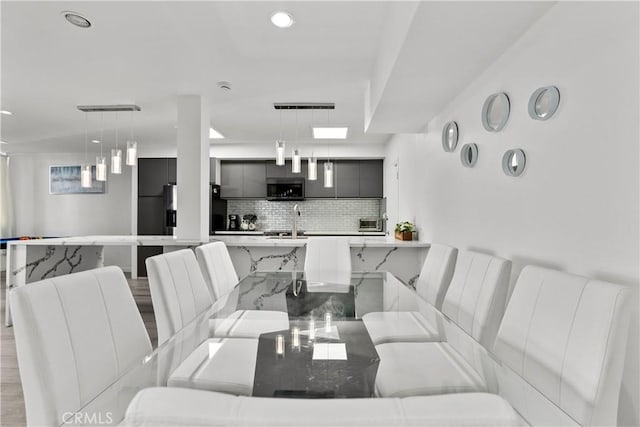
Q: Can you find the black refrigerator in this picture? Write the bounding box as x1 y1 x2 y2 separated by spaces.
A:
210 184 227 234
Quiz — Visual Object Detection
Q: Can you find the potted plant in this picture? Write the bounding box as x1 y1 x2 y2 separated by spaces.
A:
394 221 415 241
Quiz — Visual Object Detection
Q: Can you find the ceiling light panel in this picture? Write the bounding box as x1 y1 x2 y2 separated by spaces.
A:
0 110 13 115
313 127 348 139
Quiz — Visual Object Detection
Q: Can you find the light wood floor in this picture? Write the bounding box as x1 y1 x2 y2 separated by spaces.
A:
0 272 157 427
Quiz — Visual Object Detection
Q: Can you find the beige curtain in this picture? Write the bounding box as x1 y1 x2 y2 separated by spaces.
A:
0 154 14 238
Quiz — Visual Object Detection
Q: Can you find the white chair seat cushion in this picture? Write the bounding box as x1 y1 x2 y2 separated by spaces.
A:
122 387 524 426
375 342 485 398
168 338 258 396
362 311 441 345
210 310 289 338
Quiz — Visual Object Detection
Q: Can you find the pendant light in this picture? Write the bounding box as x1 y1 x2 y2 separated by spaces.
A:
111 112 122 174
126 110 137 166
275 109 285 166
81 112 92 188
95 112 107 181
307 109 317 180
324 159 334 188
308 152 317 180
291 110 301 173
323 110 333 188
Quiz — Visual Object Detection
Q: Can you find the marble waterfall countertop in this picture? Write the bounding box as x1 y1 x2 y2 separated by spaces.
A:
5 235 429 248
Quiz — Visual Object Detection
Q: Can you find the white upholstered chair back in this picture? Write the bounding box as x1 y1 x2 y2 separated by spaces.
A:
10 266 152 427
146 249 213 345
304 237 352 285
440 250 511 348
494 266 631 426
195 242 239 301
415 243 458 309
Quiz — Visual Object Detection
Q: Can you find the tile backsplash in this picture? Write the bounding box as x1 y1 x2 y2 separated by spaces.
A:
227 199 381 232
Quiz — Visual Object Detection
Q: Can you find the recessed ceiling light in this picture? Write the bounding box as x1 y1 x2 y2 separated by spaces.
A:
0 110 13 115
91 139 100 144
62 11 91 28
0 141 8 144
271 12 294 29
209 127 224 139
313 127 348 139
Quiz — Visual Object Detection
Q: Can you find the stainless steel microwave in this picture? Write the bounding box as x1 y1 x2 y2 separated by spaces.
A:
266 178 305 201
358 217 382 232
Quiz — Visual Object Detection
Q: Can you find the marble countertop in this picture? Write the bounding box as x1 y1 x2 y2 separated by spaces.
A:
215 231 386 236
6 235 429 248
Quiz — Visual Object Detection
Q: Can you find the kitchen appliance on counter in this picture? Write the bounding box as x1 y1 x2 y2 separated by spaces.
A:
241 214 258 231
163 184 177 235
358 217 382 232
266 178 304 201
211 184 221 199
228 214 240 231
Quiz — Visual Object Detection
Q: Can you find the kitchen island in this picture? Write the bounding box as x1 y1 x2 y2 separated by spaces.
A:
4 235 428 325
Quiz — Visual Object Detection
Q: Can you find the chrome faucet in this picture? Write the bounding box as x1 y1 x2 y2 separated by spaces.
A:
292 204 301 239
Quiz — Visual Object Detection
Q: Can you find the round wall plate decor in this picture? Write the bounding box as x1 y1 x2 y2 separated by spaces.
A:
460 143 478 168
441 121 459 152
481 92 510 132
528 86 560 120
502 149 526 177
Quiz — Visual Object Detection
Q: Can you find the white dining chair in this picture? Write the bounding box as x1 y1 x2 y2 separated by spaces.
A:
362 243 458 345
10 266 152 427
146 249 213 345
374 250 512 398
303 237 352 285
195 241 239 301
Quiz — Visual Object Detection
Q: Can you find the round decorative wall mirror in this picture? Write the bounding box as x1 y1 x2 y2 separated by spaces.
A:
460 143 478 168
441 121 459 152
502 149 526 177
528 86 560 121
481 92 510 132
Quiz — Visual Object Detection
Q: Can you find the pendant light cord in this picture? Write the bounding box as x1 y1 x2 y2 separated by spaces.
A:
100 112 103 157
84 112 88 163
279 109 283 141
115 111 119 150
130 110 134 141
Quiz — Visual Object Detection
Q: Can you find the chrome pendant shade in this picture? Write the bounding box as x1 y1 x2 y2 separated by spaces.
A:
126 140 137 166
96 156 107 181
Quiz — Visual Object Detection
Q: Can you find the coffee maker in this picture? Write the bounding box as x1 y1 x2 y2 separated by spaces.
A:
228 214 240 231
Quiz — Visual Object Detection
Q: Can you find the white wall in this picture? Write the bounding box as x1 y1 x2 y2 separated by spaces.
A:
385 2 639 425
9 152 133 270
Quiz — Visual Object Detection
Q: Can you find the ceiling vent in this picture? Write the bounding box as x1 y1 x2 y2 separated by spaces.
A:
77 104 141 112
273 103 334 110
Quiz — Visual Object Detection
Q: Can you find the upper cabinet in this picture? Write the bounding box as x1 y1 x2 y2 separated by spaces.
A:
138 158 176 196
220 159 383 199
266 160 307 178
220 161 267 199
358 160 383 198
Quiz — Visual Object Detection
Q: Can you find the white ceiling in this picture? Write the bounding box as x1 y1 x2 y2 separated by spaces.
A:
0 1 555 155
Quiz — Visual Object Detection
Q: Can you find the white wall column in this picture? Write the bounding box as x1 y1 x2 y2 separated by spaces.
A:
176 95 209 240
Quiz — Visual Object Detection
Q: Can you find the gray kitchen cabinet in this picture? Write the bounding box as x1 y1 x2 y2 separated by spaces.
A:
243 162 267 198
359 160 383 198
305 160 337 198
138 197 164 235
220 162 243 198
266 161 288 178
168 158 177 184
138 158 170 196
220 161 267 198
336 160 360 198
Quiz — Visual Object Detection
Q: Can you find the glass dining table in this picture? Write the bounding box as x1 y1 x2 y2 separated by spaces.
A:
62 271 422 426
62 271 422 425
